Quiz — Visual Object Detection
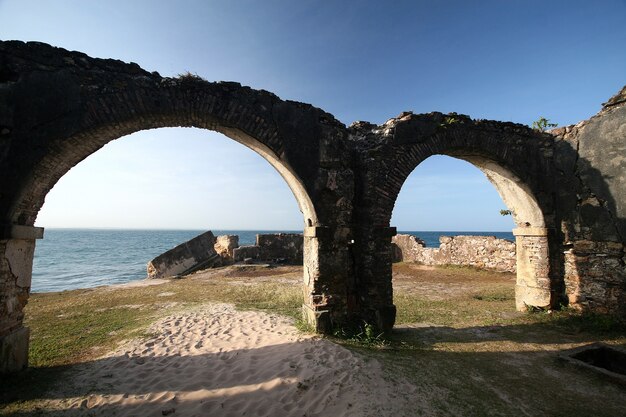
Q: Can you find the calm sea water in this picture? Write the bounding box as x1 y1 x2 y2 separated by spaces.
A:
32 229 514 293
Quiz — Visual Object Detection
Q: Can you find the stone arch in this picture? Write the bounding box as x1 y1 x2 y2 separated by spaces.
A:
0 41 354 371
2 41 624 373
7 85 320 229
11 115 319 229
349 113 562 329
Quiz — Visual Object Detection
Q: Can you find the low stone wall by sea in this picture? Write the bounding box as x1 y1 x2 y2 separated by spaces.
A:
233 233 303 264
392 234 516 273
147 232 304 278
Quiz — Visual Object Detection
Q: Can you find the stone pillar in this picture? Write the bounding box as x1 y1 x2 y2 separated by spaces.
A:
352 226 397 332
513 227 552 310
301 226 352 333
0 225 44 373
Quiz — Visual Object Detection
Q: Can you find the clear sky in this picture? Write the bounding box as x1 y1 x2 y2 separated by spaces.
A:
1 0 625 231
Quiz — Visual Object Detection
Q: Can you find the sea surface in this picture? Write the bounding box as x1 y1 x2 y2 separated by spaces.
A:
32 229 514 293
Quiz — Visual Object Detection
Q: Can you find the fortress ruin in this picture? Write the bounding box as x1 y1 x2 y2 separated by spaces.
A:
0 41 624 372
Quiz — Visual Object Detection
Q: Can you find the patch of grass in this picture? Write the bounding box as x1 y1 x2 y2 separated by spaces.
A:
176 71 207 84
472 288 514 302
394 292 518 327
23 271 302 368
539 309 626 334
331 322 390 349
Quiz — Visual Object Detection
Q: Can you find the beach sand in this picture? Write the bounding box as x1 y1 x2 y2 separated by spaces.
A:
48 303 417 416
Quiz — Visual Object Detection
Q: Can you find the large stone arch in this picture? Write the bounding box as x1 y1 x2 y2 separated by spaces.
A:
1 41 624 373
348 113 564 328
0 41 355 371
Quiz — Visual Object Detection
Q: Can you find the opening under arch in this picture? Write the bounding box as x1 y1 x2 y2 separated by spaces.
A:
33 127 309 289
391 154 554 314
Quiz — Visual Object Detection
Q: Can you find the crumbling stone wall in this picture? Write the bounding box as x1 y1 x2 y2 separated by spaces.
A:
233 233 303 264
147 231 220 279
392 234 516 272
550 88 626 314
257 233 303 263
214 235 239 263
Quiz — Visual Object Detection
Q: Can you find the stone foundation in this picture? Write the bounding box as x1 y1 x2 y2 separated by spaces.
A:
0 327 29 373
392 234 516 272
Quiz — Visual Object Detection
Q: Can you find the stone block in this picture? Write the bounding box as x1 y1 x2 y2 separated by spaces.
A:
515 284 551 310
147 231 219 278
256 233 303 263
214 235 239 262
0 326 29 373
233 245 260 262
5 239 36 288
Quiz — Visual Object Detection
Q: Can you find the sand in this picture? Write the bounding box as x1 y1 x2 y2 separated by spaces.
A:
47 304 417 416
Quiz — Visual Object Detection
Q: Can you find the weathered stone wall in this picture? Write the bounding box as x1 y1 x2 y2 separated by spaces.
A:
257 233 303 263
0 240 28 341
147 231 219 279
232 245 260 262
0 226 42 371
550 87 626 315
392 234 516 272
232 233 303 264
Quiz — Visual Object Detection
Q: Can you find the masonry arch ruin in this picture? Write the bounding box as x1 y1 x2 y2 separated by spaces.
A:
348 113 563 329
0 42 355 371
390 152 554 311
1 41 624 373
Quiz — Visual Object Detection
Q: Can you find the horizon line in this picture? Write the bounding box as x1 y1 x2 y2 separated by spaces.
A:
37 226 515 233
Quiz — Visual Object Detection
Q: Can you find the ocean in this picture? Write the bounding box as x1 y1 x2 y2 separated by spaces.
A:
32 229 514 293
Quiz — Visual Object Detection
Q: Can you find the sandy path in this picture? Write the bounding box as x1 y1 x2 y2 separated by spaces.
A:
48 304 416 416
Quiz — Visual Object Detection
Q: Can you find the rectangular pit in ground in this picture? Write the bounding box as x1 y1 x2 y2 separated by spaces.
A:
559 343 626 385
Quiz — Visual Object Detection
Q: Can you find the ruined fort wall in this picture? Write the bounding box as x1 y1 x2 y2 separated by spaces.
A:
233 233 304 264
392 234 516 273
551 87 626 314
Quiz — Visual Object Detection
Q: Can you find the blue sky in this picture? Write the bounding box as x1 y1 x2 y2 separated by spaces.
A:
2 0 625 231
